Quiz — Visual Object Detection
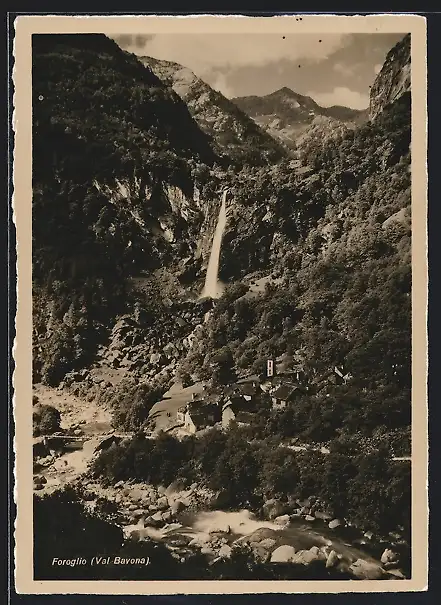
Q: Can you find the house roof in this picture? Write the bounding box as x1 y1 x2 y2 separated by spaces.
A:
187 402 220 429
237 382 260 397
222 395 251 414
272 384 300 400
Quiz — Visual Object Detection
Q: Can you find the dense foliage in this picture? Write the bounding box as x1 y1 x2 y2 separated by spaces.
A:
92 429 410 540
33 404 61 436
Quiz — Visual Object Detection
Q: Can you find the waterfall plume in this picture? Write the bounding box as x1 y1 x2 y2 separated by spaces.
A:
201 189 228 299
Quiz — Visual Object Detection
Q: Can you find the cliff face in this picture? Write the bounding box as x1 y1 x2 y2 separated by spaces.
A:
369 34 411 120
139 56 288 165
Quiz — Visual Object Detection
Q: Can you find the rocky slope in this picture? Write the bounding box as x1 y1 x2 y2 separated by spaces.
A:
232 87 366 149
369 34 411 120
139 55 288 165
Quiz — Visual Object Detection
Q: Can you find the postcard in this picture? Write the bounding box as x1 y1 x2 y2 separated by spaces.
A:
12 13 428 595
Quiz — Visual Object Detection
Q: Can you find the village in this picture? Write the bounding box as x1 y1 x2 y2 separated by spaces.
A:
161 357 352 438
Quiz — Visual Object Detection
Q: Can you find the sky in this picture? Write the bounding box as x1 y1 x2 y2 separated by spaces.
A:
111 32 407 110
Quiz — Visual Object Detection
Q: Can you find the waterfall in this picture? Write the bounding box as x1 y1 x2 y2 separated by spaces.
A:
201 189 228 299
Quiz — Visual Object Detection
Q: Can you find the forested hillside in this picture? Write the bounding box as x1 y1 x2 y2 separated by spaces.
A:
32 34 218 385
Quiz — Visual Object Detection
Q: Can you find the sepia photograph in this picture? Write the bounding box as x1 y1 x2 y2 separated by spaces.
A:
12 14 428 595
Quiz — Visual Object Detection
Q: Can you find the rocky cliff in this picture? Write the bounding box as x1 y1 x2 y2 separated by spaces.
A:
139 56 288 165
369 34 411 120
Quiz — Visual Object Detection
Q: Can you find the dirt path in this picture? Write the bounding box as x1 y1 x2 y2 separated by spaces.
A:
33 383 112 431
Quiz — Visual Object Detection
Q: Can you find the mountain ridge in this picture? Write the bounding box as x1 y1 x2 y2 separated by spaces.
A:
140 55 289 165
231 86 367 149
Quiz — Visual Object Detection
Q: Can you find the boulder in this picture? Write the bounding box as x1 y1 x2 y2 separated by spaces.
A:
328 519 342 530
363 530 374 541
114 480 125 488
157 485 167 496
349 559 386 580
149 511 165 527
381 548 400 566
326 550 339 568
200 545 215 556
162 511 173 523
259 538 277 551
271 545 296 563
386 568 406 579
165 479 187 497
274 514 291 526
157 496 169 510
314 511 333 521
218 544 232 559
290 549 321 566
263 498 288 520
170 500 186 515
93 435 121 453
305 515 315 522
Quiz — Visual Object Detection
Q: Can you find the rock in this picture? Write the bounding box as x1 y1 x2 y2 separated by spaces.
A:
162 511 173 523
92 435 121 453
314 511 333 521
128 504 138 511
200 545 214 556
274 514 291 526
114 480 125 488
157 485 167 496
165 479 186 497
270 545 296 563
157 496 169 510
170 500 185 515
291 549 321 566
149 511 165 527
328 519 342 529
259 538 276 551
263 498 288 520
363 530 374 540
218 544 232 559
132 509 145 517
381 548 400 565
386 568 406 579
349 559 386 580
305 515 315 522
326 550 339 568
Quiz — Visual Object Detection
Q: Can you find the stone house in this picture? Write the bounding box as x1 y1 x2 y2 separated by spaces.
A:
177 396 221 434
271 383 303 409
221 395 257 428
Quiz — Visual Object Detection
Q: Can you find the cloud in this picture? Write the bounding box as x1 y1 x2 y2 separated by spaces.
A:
111 33 346 76
308 86 369 110
112 34 154 49
333 62 354 77
210 73 235 99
